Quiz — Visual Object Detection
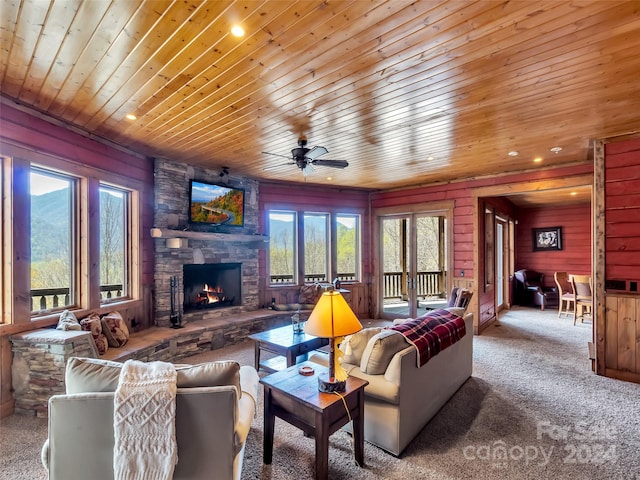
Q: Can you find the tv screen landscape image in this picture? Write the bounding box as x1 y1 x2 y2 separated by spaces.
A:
189 180 245 227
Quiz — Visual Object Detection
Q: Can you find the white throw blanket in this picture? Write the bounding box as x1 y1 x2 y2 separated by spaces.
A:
114 360 178 480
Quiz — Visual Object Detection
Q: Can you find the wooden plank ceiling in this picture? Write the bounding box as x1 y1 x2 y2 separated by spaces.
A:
1 0 639 205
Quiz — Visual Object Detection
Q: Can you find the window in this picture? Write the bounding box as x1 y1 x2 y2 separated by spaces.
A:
100 184 130 302
30 169 76 313
1 144 142 327
304 213 329 283
269 210 297 284
268 209 361 285
336 214 360 281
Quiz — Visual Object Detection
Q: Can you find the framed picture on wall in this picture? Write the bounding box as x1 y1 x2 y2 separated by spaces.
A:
532 226 562 251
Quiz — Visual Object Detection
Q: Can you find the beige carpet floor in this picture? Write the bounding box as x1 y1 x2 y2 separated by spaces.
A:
2 307 639 479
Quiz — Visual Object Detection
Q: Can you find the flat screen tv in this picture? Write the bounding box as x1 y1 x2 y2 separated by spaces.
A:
188 179 245 227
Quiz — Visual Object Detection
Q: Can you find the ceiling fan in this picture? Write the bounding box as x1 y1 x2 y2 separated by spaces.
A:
262 138 349 176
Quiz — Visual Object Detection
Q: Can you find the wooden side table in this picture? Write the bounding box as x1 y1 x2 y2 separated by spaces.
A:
260 361 368 480
249 324 328 373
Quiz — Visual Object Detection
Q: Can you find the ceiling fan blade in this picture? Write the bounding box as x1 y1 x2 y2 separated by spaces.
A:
263 162 294 171
302 163 315 176
305 145 328 160
262 151 292 160
311 159 349 169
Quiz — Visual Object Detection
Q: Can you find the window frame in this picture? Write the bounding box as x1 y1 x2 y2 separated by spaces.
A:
303 212 330 283
0 143 143 331
267 210 298 285
335 212 361 282
267 206 362 286
29 167 79 314
99 182 132 304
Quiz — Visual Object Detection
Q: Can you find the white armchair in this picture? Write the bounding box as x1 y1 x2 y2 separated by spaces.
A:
42 358 259 480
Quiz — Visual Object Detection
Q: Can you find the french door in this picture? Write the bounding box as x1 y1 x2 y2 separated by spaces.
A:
379 211 449 319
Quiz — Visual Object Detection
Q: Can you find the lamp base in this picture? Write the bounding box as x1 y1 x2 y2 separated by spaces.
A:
317 372 346 392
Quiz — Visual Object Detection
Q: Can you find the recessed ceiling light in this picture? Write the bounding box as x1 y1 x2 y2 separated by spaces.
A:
570 191 577 196
231 25 245 37
427 156 434 161
508 151 519 157
326 176 332 181
125 114 137 121
534 157 543 163
550 146 563 154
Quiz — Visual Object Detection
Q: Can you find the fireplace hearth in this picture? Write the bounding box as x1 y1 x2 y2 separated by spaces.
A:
183 263 242 313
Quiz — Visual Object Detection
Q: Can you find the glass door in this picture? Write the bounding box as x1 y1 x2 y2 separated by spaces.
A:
380 213 448 319
381 216 411 317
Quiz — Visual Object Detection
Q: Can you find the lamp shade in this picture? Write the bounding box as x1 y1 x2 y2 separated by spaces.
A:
305 291 362 338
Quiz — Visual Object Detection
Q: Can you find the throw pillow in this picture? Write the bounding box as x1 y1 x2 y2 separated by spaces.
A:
56 310 81 331
445 307 465 317
100 311 130 348
299 283 322 304
80 313 108 355
65 357 241 397
339 327 384 365
360 330 409 375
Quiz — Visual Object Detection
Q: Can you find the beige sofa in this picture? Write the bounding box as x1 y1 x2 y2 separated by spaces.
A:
314 311 473 456
41 357 259 480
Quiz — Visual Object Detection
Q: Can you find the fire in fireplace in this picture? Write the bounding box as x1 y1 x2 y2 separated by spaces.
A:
195 284 233 307
183 263 242 312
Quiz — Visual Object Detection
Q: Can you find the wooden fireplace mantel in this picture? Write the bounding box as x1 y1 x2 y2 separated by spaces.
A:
151 227 268 243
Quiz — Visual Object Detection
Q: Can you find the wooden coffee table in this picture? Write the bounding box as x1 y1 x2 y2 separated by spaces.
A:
261 361 368 480
248 324 329 373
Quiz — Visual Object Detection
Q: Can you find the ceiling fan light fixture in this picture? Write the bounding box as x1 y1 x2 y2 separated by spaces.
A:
550 146 563 154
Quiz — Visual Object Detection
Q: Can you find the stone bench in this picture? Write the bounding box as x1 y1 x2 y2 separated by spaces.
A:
10 309 292 416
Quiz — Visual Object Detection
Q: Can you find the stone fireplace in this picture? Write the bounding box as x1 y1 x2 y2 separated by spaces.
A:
153 158 266 327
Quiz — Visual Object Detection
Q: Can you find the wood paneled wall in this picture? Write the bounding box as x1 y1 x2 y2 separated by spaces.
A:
605 294 640 383
516 204 592 287
605 138 640 284
601 138 640 383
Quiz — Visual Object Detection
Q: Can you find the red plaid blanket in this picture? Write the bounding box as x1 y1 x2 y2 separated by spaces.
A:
390 309 466 367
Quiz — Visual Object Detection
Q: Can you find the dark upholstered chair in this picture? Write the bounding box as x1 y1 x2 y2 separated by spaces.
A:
513 269 558 310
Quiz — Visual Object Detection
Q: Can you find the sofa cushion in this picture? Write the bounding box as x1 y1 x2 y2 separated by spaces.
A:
339 327 384 365
65 357 241 396
360 330 408 375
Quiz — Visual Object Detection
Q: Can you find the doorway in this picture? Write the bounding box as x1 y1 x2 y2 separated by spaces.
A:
378 210 450 319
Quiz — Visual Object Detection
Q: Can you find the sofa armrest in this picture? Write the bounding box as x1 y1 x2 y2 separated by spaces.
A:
234 366 259 455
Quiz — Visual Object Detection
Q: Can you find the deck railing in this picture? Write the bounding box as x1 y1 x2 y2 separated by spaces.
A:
270 273 356 284
383 271 445 299
270 271 445 299
30 284 124 312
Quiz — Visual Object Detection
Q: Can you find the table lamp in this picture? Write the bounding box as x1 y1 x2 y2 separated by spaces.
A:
304 290 362 392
